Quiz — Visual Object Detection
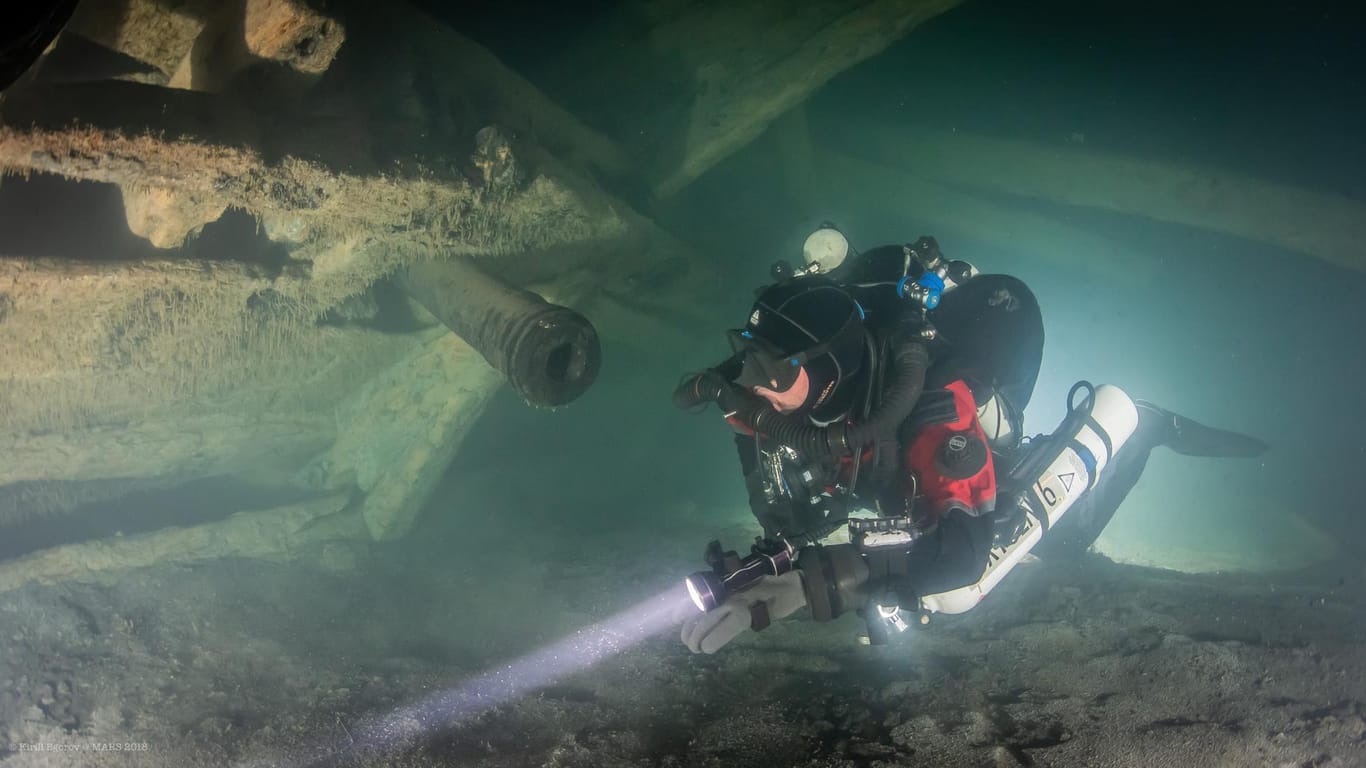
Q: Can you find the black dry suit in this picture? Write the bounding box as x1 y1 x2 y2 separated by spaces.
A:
687 238 1265 627
686 241 1047 614
708 273 932 544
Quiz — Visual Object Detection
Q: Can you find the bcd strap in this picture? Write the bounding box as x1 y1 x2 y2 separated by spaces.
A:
749 602 771 631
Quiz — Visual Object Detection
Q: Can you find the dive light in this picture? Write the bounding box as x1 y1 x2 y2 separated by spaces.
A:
849 515 928 645
684 538 794 613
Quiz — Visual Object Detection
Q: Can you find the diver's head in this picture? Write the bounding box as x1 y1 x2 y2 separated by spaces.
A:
728 278 866 422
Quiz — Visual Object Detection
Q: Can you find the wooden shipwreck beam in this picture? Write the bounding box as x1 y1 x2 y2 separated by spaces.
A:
816 152 1164 283
538 0 963 199
65 0 208 80
0 0 731 585
833 125 1366 274
65 0 345 90
0 82 618 256
0 494 364 592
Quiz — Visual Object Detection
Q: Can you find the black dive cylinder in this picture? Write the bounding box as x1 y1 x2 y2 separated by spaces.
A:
399 257 601 407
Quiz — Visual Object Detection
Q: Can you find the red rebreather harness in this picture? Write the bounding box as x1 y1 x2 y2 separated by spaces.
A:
733 376 998 522
901 378 997 518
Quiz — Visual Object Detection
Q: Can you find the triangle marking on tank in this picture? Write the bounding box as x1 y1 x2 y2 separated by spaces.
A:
1057 472 1076 492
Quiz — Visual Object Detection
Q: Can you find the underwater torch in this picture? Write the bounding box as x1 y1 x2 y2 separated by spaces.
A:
684 538 794 614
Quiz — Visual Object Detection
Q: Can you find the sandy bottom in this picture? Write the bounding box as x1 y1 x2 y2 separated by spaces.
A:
1 487 1364 768
1095 455 1339 575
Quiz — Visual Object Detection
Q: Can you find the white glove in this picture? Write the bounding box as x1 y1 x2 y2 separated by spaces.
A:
680 570 807 654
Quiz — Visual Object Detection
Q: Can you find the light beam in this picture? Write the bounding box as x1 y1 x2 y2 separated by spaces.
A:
242 582 691 767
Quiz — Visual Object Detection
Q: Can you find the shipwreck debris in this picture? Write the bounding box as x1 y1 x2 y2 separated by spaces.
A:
398 256 601 408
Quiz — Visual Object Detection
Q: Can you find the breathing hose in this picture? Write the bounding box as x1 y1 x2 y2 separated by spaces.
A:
744 339 930 459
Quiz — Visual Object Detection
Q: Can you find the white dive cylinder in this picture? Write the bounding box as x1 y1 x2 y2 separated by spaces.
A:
918 384 1140 615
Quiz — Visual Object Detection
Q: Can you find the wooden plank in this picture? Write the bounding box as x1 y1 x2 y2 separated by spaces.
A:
542 0 963 198
819 151 1163 283
0 494 361 592
839 125 1366 273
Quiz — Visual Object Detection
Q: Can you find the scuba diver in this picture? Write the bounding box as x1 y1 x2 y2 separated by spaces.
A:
673 227 1268 654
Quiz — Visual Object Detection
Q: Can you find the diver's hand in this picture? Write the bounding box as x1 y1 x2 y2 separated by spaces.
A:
680 571 807 654
715 381 764 421
673 370 727 410
673 370 765 423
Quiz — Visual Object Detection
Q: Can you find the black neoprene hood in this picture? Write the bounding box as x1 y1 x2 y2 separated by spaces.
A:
734 278 865 415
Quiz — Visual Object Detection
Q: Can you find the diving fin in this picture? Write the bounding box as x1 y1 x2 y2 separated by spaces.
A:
1136 401 1269 458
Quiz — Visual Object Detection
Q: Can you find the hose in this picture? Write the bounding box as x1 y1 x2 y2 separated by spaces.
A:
746 340 930 459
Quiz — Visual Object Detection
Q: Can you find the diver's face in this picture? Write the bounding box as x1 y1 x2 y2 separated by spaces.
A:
751 366 810 414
